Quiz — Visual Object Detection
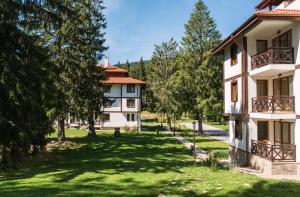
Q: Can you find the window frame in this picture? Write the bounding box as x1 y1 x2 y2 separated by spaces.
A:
126 99 135 108
257 121 269 141
230 43 238 66
127 85 135 93
235 119 242 140
231 81 238 102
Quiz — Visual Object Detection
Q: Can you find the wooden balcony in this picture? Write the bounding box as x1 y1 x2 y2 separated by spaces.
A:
251 47 294 70
252 96 295 113
251 140 296 162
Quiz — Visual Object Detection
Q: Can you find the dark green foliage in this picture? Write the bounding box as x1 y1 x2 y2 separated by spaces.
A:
116 58 156 112
147 38 181 129
0 0 58 168
179 0 223 127
0 0 107 167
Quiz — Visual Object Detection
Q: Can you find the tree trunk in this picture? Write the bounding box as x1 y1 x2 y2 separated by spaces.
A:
58 117 66 142
1 144 8 169
114 128 121 137
167 115 171 131
88 112 96 137
198 109 203 135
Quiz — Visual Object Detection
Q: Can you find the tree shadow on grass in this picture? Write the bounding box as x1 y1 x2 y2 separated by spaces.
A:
0 132 196 196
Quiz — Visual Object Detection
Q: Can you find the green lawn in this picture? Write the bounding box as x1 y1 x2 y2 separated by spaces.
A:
184 135 228 152
204 121 229 132
1 130 300 196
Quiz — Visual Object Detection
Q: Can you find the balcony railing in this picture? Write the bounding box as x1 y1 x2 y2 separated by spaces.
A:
251 140 296 162
252 96 295 113
251 47 294 70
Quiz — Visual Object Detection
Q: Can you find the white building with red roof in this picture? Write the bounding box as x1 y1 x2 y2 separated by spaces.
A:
214 0 300 175
99 57 145 131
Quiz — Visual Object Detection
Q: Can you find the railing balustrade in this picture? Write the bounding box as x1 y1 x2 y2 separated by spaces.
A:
252 96 295 113
251 140 296 162
251 47 294 70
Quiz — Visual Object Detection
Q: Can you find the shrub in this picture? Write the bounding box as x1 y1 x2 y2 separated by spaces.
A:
209 150 229 160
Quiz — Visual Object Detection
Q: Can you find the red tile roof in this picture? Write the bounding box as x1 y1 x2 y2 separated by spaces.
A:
97 64 145 84
213 9 300 54
256 9 300 16
102 77 145 84
97 64 128 73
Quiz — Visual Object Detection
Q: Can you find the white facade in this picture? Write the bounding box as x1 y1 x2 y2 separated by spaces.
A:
101 84 142 130
218 0 300 169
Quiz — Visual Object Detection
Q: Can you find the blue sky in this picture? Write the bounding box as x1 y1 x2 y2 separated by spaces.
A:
103 0 261 64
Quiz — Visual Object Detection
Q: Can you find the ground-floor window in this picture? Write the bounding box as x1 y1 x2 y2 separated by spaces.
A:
257 121 268 141
127 113 135 122
274 121 292 145
103 114 110 122
235 119 242 140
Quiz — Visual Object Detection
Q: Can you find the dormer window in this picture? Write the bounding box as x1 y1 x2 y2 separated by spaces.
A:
230 43 238 66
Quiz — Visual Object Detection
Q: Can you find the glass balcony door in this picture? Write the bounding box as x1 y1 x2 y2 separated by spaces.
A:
274 121 292 145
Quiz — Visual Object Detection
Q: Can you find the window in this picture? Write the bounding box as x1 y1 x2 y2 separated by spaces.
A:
127 99 135 108
127 114 130 122
127 85 135 93
231 81 238 102
256 40 268 54
126 113 135 122
274 121 292 145
273 76 293 96
230 43 238 66
257 121 269 141
103 114 110 122
235 119 242 140
272 30 292 48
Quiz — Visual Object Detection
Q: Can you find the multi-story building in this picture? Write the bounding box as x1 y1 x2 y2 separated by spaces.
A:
213 0 300 175
98 58 145 131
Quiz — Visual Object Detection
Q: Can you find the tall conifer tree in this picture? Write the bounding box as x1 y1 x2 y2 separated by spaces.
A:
180 0 222 133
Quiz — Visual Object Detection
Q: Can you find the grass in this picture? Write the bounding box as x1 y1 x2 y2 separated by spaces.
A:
204 121 229 132
1 129 300 196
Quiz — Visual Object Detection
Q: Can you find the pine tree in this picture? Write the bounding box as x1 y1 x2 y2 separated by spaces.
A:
147 38 181 130
0 0 59 167
180 0 222 133
69 0 107 137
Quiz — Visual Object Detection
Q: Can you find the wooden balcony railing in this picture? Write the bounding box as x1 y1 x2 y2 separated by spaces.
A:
251 140 296 162
252 96 295 113
251 47 294 70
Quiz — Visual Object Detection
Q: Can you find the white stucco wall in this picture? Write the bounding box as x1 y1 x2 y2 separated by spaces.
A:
223 39 243 80
229 117 247 151
224 78 243 114
102 113 140 128
103 84 142 128
276 0 300 10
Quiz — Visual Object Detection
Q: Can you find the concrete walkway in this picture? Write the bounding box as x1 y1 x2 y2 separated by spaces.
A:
183 122 229 144
175 135 208 161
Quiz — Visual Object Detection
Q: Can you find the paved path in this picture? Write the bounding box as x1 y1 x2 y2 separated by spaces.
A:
183 122 229 144
175 135 208 161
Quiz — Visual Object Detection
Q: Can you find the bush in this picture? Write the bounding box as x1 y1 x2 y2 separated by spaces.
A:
209 150 229 160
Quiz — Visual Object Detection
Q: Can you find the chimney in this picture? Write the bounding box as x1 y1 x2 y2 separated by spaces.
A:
104 56 109 68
